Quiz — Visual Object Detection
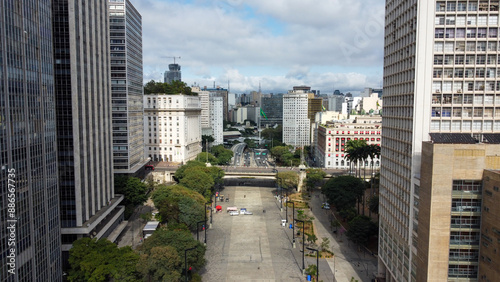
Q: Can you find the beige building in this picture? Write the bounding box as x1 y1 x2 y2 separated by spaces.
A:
416 139 500 281
478 169 500 282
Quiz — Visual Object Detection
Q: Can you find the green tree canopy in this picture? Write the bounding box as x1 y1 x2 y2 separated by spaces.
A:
139 246 182 282
152 184 205 230
305 168 326 188
68 238 141 282
211 145 234 165
114 175 148 207
139 227 206 272
179 167 214 197
276 171 299 191
322 175 365 211
261 126 283 144
174 160 206 181
144 80 193 95
196 152 218 165
346 216 378 246
270 146 295 166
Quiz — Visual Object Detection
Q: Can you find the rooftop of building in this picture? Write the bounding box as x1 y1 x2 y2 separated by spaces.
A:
429 133 500 144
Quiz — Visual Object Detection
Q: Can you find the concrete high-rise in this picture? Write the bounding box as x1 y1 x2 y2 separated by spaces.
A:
379 1 500 281
283 88 311 147
109 0 148 174
164 64 181 84
0 1 62 280
52 0 125 261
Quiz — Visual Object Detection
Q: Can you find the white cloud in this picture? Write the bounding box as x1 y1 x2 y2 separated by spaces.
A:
134 0 385 93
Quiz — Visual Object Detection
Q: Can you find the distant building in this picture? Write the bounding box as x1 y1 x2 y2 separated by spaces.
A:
209 96 224 145
109 0 148 174
315 116 381 169
164 63 181 84
203 86 229 121
328 94 344 112
283 88 311 147
143 94 202 163
260 94 284 127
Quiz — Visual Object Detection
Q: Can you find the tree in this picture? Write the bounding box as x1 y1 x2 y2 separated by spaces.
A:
211 145 234 165
174 160 206 181
322 175 365 212
305 168 326 191
320 237 330 252
139 246 182 282
368 195 379 214
346 216 378 246
114 175 148 219
276 171 299 191
196 152 218 165
344 139 367 177
152 184 206 231
139 227 206 273
201 135 215 149
180 167 214 197
68 238 141 281
144 80 193 95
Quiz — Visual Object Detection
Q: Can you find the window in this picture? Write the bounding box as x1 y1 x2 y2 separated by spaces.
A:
435 28 445 38
489 15 498 25
435 42 444 52
489 27 498 38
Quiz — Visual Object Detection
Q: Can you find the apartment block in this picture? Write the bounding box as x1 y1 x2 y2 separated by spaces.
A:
283 89 311 147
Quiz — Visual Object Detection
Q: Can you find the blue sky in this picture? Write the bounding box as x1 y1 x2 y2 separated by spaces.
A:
134 0 385 94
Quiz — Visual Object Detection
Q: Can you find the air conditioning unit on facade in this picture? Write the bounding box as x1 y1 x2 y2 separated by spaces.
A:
457 89 462 93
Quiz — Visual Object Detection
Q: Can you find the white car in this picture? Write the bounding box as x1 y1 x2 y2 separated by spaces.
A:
244 211 253 215
229 211 239 216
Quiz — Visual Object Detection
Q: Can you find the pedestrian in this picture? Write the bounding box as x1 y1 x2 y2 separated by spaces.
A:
244 195 246 198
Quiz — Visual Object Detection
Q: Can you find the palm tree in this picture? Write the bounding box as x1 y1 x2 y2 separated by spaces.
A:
344 139 367 178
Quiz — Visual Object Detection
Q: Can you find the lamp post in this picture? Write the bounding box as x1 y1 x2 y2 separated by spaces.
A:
196 221 204 243
290 201 296 248
295 219 305 273
306 247 319 282
285 189 288 221
280 185 283 212
184 247 196 282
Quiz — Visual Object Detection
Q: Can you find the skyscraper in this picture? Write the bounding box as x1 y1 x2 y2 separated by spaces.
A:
164 63 181 84
109 0 148 174
0 1 62 280
379 1 500 281
283 88 311 147
52 0 125 260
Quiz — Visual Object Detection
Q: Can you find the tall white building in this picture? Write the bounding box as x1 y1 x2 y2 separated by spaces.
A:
144 94 202 163
210 96 224 145
283 90 310 147
379 1 500 281
193 86 223 145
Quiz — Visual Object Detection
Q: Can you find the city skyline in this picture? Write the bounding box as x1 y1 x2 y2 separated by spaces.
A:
134 0 385 94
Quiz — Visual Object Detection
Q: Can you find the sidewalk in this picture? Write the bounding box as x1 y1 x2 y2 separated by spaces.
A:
308 191 378 282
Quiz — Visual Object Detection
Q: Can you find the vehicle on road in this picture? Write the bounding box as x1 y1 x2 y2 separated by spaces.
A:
229 211 239 216
244 211 253 215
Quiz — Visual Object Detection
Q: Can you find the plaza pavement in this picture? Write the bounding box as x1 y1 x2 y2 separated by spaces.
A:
200 185 378 282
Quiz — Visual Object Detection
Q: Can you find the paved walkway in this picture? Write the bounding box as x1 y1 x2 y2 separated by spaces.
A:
308 190 378 282
201 186 305 281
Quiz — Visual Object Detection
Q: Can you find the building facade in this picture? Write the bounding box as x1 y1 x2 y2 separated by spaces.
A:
379 1 500 281
52 0 125 259
209 96 224 145
164 63 181 84
315 116 381 169
283 90 310 147
0 1 62 280
261 94 284 127
109 0 147 174
144 94 202 163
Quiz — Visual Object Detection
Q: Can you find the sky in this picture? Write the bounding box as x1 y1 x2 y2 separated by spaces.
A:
134 0 385 94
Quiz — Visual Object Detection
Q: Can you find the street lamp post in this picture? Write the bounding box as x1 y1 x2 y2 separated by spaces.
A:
285 189 288 221
184 247 196 282
196 221 204 243
295 219 305 273
290 201 296 248
306 247 319 282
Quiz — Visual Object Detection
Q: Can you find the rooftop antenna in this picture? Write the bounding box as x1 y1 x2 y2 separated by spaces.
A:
161 56 181 64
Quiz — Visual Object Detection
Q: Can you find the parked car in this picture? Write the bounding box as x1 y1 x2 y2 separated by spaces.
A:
229 211 239 216
244 211 253 215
